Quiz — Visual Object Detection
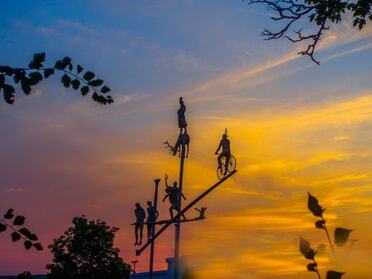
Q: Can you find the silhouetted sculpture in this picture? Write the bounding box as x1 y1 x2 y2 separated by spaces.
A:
146 201 159 240
215 131 231 175
164 133 190 158
195 207 207 219
175 133 190 157
162 174 186 219
177 97 187 134
134 203 146 246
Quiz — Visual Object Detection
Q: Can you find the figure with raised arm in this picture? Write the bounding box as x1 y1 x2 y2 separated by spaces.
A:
146 200 159 240
134 203 146 246
162 174 186 219
177 97 187 134
215 130 231 175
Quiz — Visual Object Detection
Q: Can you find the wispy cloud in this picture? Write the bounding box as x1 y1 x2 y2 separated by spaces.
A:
56 19 98 35
4 188 25 192
319 20 372 51
114 93 149 106
323 41 372 61
37 26 59 36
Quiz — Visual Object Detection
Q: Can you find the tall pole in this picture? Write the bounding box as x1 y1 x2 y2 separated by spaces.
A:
175 142 186 279
149 179 160 279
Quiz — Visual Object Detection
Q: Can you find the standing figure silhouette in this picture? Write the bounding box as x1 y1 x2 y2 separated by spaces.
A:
134 203 146 246
177 97 187 134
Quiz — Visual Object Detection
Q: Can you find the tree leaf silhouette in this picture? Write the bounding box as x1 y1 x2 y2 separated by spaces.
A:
299 237 316 260
4 209 14 219
83 71 95 81
307 263 317 272
308 192 325 217
24 240 33 250
0 223 7 232
11 232 21 242
316 244 326 256
2 84 15 104
326 270 345 279
13 216 25 226
315 220 326 229
33 243 43 250
334 227 353 247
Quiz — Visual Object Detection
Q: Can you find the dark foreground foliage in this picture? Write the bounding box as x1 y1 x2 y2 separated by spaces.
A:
46 216 131 279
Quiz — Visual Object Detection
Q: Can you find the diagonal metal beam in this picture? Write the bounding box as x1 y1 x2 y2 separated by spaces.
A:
136 169 237 256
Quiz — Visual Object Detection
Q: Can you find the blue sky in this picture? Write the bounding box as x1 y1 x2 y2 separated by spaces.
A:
1 1 372 278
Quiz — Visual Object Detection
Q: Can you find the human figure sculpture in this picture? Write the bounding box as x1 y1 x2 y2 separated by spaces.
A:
177 97 187 134
195 207 207 219
215 131 231 175
146 201 159 240
162 174 186 219
134 203 146 246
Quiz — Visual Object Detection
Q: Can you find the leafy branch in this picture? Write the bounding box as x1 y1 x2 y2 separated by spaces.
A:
0 53 113 105
0 209 43 251
299 192 353 279
244 0 372 64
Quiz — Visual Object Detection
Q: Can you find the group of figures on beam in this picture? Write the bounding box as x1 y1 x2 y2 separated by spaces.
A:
133 97 236 246
133 174 207 246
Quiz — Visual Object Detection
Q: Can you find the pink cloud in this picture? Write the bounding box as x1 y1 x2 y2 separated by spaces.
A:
4 188 25 193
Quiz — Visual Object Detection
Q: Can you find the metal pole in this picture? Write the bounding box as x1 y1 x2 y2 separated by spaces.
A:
131 260 138 279
174 143 186 279
149 179 160 279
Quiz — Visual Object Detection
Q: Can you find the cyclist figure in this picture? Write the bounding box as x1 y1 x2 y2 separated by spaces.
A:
215 132 231 175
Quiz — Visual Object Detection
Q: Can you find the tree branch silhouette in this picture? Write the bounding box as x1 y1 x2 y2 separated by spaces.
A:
0 53 113 104
244 0 372 64
0 209 43 251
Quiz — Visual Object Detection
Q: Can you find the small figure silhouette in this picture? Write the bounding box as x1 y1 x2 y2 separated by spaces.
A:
195 207 207 219
134 203 146 246
162 174 186 219
215 131 231 175
177 97 187 134
146 201 159 240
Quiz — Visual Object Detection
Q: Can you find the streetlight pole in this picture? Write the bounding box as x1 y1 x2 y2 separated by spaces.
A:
131 260 138 279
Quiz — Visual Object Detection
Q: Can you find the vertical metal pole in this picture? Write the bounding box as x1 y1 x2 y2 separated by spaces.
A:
175 143 186 279
149 179 160 279
131 260 138 279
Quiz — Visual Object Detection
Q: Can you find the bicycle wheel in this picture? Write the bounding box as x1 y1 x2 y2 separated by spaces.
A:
227 155 236 173
217 157 227 180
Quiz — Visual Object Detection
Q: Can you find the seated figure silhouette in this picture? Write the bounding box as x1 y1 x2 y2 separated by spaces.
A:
195 207 207 219
215 132 231 175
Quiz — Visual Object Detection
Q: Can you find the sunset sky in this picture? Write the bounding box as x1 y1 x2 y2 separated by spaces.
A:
1 1 371 278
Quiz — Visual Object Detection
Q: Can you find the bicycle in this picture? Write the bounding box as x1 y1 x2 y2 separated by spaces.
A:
216 154 236 180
